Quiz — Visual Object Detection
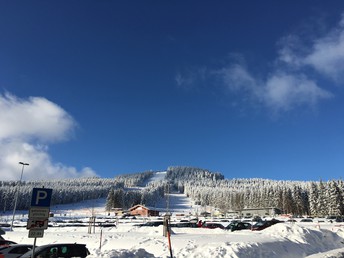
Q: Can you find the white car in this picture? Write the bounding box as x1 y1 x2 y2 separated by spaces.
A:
0 244 33 258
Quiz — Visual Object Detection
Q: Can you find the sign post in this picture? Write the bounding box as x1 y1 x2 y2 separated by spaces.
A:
28 187 53 257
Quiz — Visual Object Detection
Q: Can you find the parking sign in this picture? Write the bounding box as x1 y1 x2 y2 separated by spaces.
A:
31 188 53 207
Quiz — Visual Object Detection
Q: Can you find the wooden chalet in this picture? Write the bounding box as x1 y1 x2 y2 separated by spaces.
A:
128 204 159 217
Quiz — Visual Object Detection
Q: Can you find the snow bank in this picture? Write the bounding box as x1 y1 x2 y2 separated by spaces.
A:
4 220 344 258
3 191 344 258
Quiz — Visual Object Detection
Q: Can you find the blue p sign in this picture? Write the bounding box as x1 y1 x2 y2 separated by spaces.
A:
31 188 53 207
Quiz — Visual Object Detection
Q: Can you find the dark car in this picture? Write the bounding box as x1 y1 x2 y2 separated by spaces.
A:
0 244 33 258
0 239 17 246
134 221 164 227
170 222 198 228
202 222 225 229
251 219 282 231
300 218 313 222
226 222 252 232
20 243 90 258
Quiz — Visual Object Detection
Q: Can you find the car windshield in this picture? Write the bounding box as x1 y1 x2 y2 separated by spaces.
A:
21 244 87 257
254 221 266 226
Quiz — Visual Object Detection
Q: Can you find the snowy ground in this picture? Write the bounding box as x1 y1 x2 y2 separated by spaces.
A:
3 222 344 258
2 196 344 258
1 172 344 257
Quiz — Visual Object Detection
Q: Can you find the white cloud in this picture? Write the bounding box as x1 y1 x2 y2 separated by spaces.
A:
217 64 257 92
304 20 344 82
0 93 75 142
278 13 344 83
175 67 208 91
176 13 344 114
263 73 333 112
217 65 333 113
277 35 305 68
0 93 97 180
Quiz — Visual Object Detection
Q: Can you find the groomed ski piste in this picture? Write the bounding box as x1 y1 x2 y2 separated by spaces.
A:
2 172 344 258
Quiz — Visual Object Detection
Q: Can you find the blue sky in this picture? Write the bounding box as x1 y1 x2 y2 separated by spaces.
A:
1 1 344 181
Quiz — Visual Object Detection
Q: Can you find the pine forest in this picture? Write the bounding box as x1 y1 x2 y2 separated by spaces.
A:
1 166 343 217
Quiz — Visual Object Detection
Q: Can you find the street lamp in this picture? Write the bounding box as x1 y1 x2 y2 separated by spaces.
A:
10 162 29 230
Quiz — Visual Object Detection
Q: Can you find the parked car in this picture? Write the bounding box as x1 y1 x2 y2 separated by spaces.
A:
326 216 344 223
300 218 313 222
0 239 17 246
202 222 225 229
251 219 282 231
134 221 164 227
0 244 33 258
170 222 198 228
20 243 90 258
121 214 136 219
226 222 252 232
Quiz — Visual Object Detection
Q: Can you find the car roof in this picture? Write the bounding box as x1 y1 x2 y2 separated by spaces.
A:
26 243 86 252
3 244 33 247
20 243 88 257
0 244 33 252
36 243 86 246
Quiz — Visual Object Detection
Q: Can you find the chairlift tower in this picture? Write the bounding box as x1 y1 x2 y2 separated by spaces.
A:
166 183 170 215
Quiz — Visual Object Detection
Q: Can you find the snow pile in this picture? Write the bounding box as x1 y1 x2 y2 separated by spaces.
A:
94 248 155 258
4 216 344 257
171 224 344 258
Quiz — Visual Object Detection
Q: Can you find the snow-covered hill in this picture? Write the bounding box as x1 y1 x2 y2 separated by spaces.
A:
2 171 344 257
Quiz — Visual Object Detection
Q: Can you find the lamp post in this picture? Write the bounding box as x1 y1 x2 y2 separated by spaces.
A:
10 162 29 230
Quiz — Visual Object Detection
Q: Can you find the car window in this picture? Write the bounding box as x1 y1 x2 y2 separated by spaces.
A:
68 245 88 257
22 244 88 258
12 246 32 253
61 246 68 254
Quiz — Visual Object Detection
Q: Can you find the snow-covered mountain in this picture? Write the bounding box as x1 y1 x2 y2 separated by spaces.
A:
1 166 344 220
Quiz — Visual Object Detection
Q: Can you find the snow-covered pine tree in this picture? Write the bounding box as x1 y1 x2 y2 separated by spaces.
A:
309 182 318 216
328 180 342 216
317 180 328 217
105 188 115 211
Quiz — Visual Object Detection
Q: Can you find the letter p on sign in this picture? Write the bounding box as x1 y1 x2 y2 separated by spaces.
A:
35 190 47 205
31 188 53 207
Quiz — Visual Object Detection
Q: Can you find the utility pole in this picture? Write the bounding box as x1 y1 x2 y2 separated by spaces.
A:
11 162 29 230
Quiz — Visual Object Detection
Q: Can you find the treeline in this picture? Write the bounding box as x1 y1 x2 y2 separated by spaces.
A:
166 166 224 182
0 177 124 211
2 166 344 218
0 171 162 212
104 170 167 210
105 181 166 211
166 167 344 217
115 171 155 187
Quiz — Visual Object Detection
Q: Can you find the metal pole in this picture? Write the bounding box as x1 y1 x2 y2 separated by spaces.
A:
99 227 103 251
166 219 173 258
10 162 29 230
32 237 37 257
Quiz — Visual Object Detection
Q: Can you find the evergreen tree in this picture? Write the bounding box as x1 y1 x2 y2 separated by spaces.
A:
113 188 124 208
292 186 306 216
328 180 343 215
338 180 344 215
105 188 115 211
317 180 328 217
309 182 318 216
